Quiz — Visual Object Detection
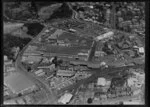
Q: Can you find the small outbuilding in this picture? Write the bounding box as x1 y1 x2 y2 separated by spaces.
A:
97 77 107 86
58 93 73 104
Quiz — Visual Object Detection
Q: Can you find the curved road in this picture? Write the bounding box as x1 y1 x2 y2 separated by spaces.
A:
15 26 58 104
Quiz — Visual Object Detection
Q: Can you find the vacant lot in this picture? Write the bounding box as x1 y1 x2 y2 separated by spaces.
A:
4 22 24 34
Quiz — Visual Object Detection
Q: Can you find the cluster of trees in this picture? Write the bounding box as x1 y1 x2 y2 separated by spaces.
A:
3 2 73 22
48 3 73 21
4 34 31 59
3 2 35 21
23 23 44 36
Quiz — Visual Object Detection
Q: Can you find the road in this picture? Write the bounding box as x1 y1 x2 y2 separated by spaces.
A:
15 26 58 104
57 63 144 95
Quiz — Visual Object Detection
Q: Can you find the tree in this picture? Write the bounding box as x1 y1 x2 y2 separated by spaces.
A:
38 3 62 20
87 98 93 104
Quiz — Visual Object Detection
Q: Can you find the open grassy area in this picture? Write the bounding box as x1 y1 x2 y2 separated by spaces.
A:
4 22 24 34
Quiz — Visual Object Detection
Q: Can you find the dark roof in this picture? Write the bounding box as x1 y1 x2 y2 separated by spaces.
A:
111 77 126 87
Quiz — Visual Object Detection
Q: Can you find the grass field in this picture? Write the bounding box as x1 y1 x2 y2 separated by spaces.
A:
4 22 33 39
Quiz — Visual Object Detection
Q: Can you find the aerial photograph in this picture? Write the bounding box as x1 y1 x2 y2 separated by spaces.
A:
3 2 145 105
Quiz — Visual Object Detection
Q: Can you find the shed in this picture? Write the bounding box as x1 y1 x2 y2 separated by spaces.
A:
35 69 44 75
69 28 76 32
139 47 144 54
37 72 45 77
4 100 17 104
45 29 50 33
96 31 114 41
97 78 106 86
58 93 73 104
57 69 75 77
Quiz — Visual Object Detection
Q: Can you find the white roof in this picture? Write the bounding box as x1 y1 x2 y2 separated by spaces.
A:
35 69 44 75
4 100 17 104
78 52 88 56
96 31 114 41
57 70 75 77
127 77 138 87
97 77 106 86
133 45 138 48
89 5 94 9
4 55 8 61
4 60 13 65
100 62 106 66
50 57 55 62
69 28 76 31
37 72 45 76
58 93 73 104
139 47 144 53
45 29 50 33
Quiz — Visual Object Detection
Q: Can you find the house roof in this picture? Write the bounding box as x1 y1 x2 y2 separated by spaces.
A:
111 77 126 87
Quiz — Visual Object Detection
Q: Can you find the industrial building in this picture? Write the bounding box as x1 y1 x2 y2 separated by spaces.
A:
34 69 45 77
57 69 75 77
